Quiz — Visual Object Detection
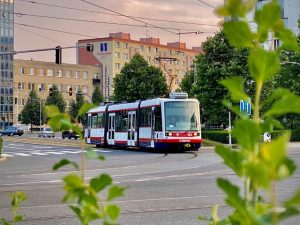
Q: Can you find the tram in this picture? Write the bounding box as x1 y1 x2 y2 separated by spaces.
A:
84 92 202 151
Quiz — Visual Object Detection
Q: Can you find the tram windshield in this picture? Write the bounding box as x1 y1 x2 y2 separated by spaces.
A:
164 101 200 131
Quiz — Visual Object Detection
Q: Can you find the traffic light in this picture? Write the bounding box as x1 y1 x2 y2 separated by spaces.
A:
69 87 72 96
14 97 17 104
86 43 93 52
55 46 62 64
49 87 53 96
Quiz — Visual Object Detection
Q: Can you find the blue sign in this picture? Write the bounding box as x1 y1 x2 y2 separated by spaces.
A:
240 100 251 115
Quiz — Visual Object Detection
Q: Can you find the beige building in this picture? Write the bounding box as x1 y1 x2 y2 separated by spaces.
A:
77 32 202 101
13 59 102 125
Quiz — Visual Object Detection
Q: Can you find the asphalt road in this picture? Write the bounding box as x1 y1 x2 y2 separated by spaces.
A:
0 139 300 225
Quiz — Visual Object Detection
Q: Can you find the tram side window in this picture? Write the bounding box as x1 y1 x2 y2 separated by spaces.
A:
92 114 98 128
140 108 152 127
91 113 104 128
154 106 162 131
115 110 128 132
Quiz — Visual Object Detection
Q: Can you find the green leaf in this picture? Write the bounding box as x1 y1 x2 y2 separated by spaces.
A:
279 207 300 222
260 131 290 171
245 162 270 188
248 48 280 82
45 105 60 118
90 174 112 193
14 215 23 222
106 204 121 221
215 145 243 176
86 149 98 159
211 205 220 224
71 125 82 139
0 218 10 225
52 159 79 171
254 0 282 42
215 0 256 18
220 77 249 102
223 21 254 48
107 186 126 201
264 91 300 117
232 119 261 151
78 103 96 117
217 178 245 211
48 114 72 131
64 174 84 189
276 28 300 52
98 155 106 161
285 188 300 207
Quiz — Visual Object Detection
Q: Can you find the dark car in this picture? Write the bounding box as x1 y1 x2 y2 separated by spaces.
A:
1 126 24 136
62 130 80 139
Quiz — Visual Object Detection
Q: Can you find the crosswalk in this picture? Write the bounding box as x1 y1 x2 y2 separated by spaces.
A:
2 147 112 158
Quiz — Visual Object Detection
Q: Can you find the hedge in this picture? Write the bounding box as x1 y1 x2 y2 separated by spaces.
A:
202 129 300 144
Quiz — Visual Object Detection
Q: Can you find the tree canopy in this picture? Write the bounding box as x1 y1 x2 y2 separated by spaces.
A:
19 90 44 130
45 84 66 113
92 85 103 105
113 54 168 102
69 87 86 124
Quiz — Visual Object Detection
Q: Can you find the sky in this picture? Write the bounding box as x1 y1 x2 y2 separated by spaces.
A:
14 0 223 64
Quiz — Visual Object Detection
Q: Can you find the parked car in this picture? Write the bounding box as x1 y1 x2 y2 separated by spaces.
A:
62 130 80 139
38 128 55 138
0 126 24 136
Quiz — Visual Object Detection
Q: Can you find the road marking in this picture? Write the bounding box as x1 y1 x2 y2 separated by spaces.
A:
61 150 81 154
14 153 31 156
31 152 48 156
2 153 13 157
8 144 24 147
44 151 64 155
93 149 112 153
5 146 28 150
32 146 53 149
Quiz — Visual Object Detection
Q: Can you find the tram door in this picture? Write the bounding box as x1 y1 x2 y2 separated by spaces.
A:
85 114 91 144
127 111 136 146
151 107 155 148
107 113 115 145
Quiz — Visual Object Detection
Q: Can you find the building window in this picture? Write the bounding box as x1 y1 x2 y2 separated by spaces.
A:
147 47 151 53
28 83 35 91
75 85 80 93
115 42 120 48
140 45 144 52
29 67 34 75
114 52 120 58
124 43 128 49
82 85 88 94
75 71 80 78
18 67 25 75
66 85 71 92
83 71 88 80
47 85 53 90
124 53 129 60
66 70 71 78
57 69 62 78
18 82 25 90
100 43 108 52
38 83 45 91
19 98 25 106
155 48 158 54
115 63 120 70
147 56 151 63
38 68 45 76
47 69 54 77
57 84 63 91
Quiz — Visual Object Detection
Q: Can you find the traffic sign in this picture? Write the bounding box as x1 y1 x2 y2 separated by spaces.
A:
240 99 251 115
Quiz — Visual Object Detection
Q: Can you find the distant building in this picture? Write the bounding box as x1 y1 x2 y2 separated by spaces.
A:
77 32 202 101
13 59 102 125
0 0 14 128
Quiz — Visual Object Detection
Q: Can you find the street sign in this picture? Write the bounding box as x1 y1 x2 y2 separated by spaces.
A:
240 100 251 115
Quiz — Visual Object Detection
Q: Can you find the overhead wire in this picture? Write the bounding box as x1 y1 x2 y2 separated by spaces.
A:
14 12 213 33
196 0 216 9
16 0 219 27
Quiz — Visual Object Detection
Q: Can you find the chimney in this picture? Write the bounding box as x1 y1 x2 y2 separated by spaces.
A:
167 42 186 49
109 32 131 40
139 37 160 45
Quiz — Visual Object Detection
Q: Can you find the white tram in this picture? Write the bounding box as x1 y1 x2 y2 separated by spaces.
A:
84 92 202 151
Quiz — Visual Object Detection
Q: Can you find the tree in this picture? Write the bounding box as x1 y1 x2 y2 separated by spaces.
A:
274 16 300 129
69 87 86 124
45 84 66 113
19 90 44 132
179 70 196 97
92 85 103 105
113 54 168 101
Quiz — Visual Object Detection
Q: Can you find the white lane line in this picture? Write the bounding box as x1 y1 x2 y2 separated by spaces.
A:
61 150 81 154
31 152 48 156
8 144 25 147
1 153 13 157
45 151 64 155
5 146 29 150
14 153 31 156
32 146 53 149
133 169 229 182
93 149 112 153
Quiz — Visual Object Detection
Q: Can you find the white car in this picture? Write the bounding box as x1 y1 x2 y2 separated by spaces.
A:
39 128 55 138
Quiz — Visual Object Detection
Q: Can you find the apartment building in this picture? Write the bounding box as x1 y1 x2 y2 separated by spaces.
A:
14 59 102 125
77 32 202 101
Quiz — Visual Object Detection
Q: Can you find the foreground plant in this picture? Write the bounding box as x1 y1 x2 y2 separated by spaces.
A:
199 0 300 224
0 192 27 225
46 103 126 225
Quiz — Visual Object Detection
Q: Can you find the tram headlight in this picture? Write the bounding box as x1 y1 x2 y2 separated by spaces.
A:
165 132 169 136
165 132 173 136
